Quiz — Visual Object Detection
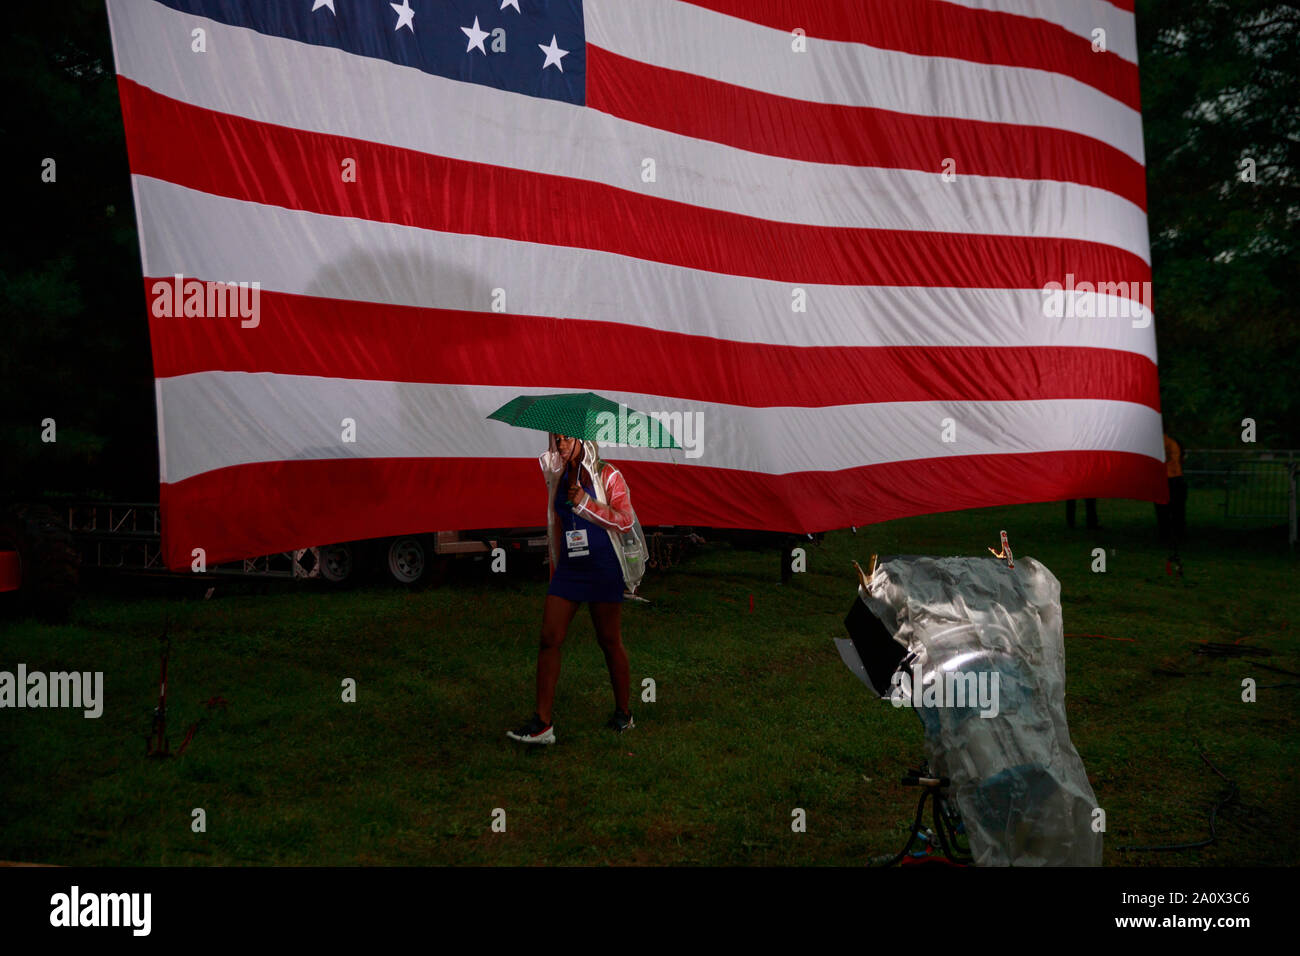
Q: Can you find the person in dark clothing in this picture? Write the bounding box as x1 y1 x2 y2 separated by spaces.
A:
1155 433 1187 571
506 433 636 745
1065 498 1099 529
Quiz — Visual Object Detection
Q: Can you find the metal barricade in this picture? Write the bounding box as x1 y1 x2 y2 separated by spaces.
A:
1183 450 1298 548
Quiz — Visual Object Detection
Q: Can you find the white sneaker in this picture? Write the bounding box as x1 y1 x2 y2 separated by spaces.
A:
506 714 556 745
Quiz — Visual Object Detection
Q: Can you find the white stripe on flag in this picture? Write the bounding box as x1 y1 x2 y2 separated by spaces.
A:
135 177 1158 358
156 372 1165 484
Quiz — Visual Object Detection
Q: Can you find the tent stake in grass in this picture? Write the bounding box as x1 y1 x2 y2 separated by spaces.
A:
145 621 172 759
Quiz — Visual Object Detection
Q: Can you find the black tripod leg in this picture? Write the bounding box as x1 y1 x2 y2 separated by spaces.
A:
879 788 932 867
931 791 971 863
932 791 956 860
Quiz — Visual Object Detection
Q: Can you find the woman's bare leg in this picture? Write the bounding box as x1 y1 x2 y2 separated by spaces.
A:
589 602 630 713
536 594 580 724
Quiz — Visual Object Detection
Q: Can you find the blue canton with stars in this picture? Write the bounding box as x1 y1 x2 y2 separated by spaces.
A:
153 0 585 104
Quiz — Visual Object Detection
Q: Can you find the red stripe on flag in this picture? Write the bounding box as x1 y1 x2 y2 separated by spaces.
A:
585 46 1147 212
119 79 1149 290
159 450 1168 569
681 0 1140 111
144 280 1161 409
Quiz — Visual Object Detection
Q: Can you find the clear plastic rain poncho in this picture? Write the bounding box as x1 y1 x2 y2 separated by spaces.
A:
841 554 1102 866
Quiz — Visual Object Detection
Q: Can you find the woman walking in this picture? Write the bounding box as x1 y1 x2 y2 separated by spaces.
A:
507 433 637 745
1155 432 1188 571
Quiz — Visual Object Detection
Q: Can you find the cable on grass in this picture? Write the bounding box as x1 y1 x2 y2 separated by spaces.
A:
1244 660 1300 679
1116 748 1239 854
1116 697 1242 857
1194 642 1274 658
175 696 229 757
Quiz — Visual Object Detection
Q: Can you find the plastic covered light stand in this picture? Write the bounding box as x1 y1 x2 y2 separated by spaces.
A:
842 554 1102 866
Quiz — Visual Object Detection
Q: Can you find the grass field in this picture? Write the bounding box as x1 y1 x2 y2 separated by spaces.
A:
2 489 1297 866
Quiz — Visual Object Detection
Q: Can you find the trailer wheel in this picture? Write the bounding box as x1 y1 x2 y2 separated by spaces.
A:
0 504 80 622
385 536 428 586
317 543 355 585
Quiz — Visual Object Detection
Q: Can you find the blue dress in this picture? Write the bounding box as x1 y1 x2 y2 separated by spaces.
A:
548 466 626 604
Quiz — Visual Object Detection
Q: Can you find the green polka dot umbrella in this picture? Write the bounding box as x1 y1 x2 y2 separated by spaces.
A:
487 391 681 450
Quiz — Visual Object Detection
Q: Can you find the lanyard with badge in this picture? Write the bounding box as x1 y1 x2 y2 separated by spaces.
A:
563 460 590 558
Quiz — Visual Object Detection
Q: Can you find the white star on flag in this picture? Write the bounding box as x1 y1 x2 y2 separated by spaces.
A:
311 0 335 13
539 34 568 72
462 17 489 54
390 0 415 33
501 0 521 11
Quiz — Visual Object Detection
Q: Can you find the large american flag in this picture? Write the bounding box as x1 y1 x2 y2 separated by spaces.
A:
106 0 1164 570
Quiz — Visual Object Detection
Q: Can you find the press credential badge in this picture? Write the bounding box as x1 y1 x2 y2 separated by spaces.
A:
565 529 589 557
